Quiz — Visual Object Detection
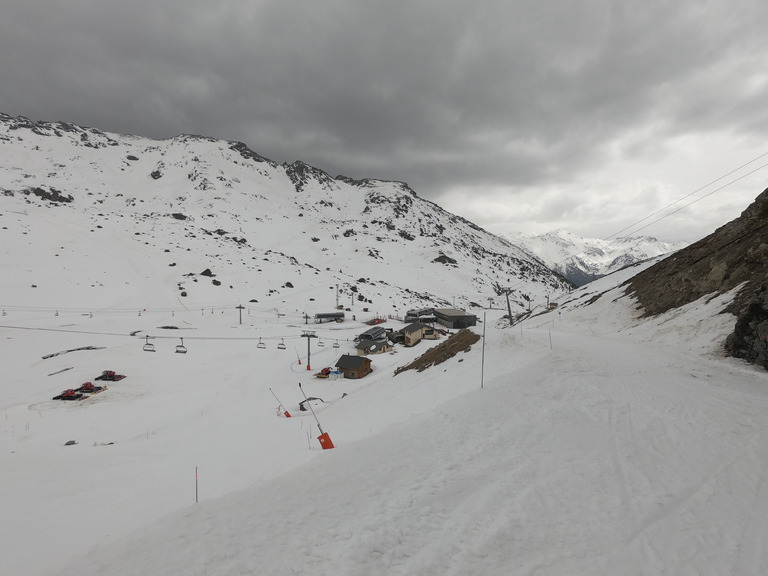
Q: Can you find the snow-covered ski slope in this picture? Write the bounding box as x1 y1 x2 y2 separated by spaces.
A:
2 260 767 576
2 115 766 574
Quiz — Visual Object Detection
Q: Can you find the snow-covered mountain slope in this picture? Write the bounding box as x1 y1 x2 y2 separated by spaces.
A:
0 113 571 316
509 229 687 286
3 249 766 576
4 113 768 576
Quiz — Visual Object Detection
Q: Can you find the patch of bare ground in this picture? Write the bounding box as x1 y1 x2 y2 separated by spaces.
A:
394 328 481 375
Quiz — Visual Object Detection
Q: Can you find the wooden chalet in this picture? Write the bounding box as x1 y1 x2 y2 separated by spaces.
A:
335 354 373 379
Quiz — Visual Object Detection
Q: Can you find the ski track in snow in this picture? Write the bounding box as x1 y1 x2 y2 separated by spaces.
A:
3 115 768 575
1 190 767 575
11 303 761 576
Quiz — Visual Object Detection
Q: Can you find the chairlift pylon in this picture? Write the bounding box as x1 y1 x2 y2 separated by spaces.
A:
257 337 266 350
175 337 187 354
277 338 286 350
143 335 156 352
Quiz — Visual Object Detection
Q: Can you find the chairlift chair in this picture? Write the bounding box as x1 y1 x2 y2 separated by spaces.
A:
257 337 267 350
317 339 325 347
175 338 188 354
277 338 287 350
143 335 156 352
333 339 340 349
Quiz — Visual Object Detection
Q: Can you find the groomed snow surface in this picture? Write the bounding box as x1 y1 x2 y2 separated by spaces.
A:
3 273 768 575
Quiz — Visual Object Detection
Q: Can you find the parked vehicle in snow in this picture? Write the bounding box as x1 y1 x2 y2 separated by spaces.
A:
52 389 83 401
314 367 333 378
94 370 125 381
76 382 105 394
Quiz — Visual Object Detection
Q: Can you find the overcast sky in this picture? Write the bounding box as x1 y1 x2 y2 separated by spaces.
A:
2 1 768 242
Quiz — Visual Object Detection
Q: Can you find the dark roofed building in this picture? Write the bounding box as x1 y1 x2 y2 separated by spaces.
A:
314 311 345 323
355 339 392 355
335 354 373 379
405 307 436 323
403 322 427 346
433 308 477 329
357 326 387 342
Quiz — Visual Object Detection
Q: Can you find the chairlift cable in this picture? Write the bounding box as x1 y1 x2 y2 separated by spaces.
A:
539 151 768 274
606 160 768 239
605 151 768 241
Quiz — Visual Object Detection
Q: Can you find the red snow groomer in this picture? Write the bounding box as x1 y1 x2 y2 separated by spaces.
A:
314 367 333 378
94 370 125 382
76 382 105 394
52 389 83 401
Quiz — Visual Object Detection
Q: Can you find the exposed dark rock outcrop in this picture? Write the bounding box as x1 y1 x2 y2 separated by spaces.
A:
433 253 457 266
229 141 276 167
724 284 768 369
626 187 768 368
23 186 74 203
285 161 337 194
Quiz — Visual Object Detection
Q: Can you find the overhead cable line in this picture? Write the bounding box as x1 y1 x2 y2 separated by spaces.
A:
0 302 307 319
0 323 317 341
543 150 768 277
609 159 768 239
605 150 768 240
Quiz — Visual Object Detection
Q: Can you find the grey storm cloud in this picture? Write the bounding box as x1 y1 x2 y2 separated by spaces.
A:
2 0 768 240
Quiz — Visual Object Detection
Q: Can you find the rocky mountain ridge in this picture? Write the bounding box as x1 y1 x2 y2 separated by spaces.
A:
0 113 571 316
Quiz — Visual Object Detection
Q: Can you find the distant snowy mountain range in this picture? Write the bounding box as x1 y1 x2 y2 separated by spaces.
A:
508 229 688 286
0 113 571 315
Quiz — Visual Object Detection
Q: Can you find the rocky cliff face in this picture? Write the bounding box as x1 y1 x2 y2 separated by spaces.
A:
726 285 768 368
626 187 768 368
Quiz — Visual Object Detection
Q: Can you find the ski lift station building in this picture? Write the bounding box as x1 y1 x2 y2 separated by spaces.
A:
356 325 387 342
433 308 477 329
314 311 345 323
405 307 437 323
